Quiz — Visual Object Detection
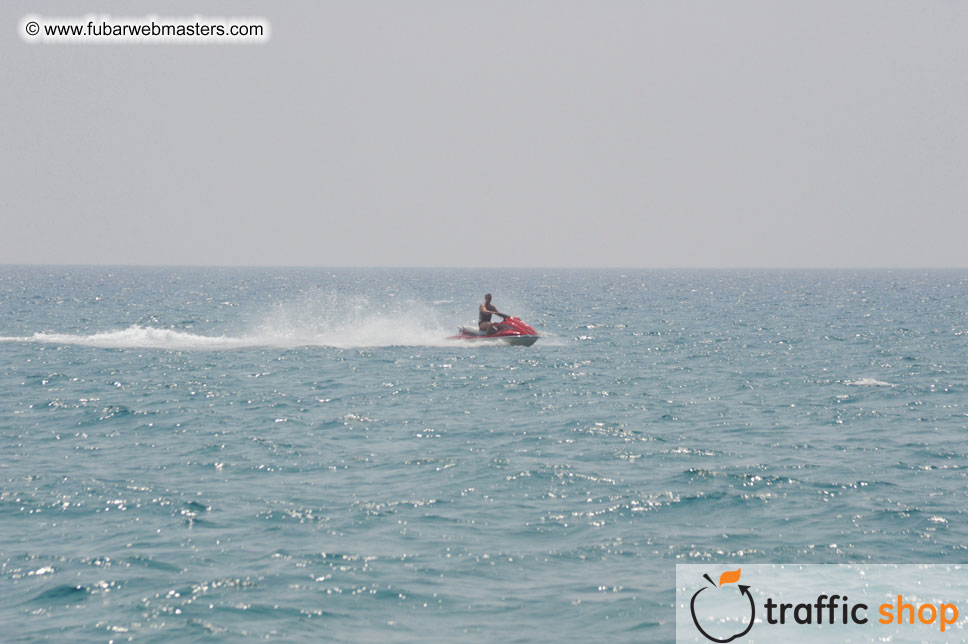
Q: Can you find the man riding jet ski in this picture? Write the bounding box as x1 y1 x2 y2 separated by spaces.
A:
448 294 540 346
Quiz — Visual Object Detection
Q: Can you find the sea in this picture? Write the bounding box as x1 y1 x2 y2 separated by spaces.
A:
2 267 967 643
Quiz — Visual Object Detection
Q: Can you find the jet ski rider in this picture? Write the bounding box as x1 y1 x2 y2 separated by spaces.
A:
479 293 508 335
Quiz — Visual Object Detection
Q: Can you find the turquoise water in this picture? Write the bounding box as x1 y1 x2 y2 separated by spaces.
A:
2 267 968 643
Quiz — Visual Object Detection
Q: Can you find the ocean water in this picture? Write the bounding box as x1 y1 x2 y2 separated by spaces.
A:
2 267 968 643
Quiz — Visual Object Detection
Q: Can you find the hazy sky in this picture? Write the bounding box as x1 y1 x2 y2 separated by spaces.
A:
2 1 966 267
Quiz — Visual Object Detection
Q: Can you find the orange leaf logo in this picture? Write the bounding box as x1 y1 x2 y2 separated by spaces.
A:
719 568 741 586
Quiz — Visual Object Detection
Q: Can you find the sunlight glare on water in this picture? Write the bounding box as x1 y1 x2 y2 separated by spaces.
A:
2 267 968 642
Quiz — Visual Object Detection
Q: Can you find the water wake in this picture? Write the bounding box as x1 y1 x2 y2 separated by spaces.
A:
0 322 457 350
0 296 464 350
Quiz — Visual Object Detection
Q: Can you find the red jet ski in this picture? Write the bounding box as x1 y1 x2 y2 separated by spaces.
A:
449 316 540 346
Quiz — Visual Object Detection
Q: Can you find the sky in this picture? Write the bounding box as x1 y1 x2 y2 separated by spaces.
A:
2 1 966 268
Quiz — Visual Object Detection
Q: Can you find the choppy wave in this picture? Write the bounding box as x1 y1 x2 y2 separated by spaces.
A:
845 378 895 387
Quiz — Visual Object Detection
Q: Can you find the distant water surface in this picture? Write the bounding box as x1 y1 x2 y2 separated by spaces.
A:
2 267 968 643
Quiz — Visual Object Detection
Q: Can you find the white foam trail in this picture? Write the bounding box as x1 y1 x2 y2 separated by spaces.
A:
3 327 249 350
0 322 458 351
845 378 895 387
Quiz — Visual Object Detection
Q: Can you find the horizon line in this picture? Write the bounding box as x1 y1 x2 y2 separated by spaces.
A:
1 263 967 271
